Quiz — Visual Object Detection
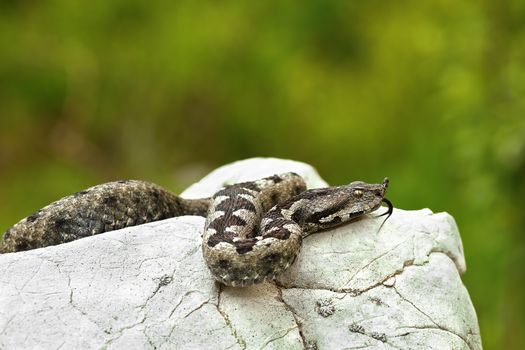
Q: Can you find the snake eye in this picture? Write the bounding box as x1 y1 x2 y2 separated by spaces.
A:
353 189 364 197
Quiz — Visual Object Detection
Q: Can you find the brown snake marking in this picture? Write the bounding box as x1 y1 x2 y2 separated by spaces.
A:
0 173 392 287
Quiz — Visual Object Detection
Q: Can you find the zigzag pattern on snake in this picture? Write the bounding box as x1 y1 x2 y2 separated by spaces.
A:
0 173 392 287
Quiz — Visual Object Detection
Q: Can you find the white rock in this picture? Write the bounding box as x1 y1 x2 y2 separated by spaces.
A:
181 157 329 198
0 158 482 349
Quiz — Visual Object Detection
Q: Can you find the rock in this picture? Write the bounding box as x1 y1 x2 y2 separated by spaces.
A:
0 157 482 349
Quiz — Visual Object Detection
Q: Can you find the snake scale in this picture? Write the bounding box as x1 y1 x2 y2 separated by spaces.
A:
0 173 392 287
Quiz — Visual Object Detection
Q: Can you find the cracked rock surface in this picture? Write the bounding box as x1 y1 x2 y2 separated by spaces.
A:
0 158 482 349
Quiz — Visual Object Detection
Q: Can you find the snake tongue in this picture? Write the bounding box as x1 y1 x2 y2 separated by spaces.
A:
376 198 393 232
378 198 393 217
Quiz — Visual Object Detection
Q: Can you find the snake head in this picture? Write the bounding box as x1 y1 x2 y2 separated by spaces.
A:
344 177 389 214
291 177 390 232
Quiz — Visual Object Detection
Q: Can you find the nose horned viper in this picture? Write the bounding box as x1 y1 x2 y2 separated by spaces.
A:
0 173 392 287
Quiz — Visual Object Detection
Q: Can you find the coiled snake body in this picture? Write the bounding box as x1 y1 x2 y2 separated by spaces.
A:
0 173 391 287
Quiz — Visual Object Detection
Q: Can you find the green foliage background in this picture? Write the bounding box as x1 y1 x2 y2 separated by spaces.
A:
1 1 524 348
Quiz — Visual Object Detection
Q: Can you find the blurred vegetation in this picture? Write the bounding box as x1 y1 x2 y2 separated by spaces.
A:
1 0 524 348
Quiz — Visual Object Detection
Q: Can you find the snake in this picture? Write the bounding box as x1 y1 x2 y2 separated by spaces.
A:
0 173 392 287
